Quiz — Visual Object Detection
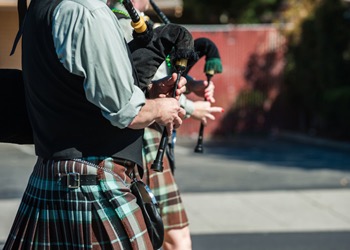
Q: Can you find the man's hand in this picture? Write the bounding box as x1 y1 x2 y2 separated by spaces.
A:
186 79 215 103
148 73 187 100
154 98 186 134
128 98 185 134
191 101 223 125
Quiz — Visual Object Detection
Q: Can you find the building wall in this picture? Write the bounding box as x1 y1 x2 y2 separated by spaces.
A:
177 25 286 139
0 8 21 69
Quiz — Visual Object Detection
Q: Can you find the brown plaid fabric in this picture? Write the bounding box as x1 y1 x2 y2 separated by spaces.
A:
4 157 153 250
141 126 189 230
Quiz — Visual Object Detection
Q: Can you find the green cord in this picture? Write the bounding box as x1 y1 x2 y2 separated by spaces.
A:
111 8 130 18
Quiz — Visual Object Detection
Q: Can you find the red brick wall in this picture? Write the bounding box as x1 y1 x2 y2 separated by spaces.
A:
177 25 285 139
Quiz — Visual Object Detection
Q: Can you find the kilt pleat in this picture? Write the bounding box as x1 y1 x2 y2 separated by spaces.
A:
142 127 189 230
4 158 153 250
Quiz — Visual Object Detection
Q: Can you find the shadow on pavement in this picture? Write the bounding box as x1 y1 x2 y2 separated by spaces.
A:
178 135 350 172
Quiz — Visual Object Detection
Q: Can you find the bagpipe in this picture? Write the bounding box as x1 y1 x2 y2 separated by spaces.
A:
148 0 223 167
149 0 171 25
120 0 199 172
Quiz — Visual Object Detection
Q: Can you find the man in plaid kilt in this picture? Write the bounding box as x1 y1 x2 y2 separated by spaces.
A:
3 0 188 249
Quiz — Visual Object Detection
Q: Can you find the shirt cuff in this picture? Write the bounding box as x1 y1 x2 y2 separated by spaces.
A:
102 87 146 128
179 95 194 118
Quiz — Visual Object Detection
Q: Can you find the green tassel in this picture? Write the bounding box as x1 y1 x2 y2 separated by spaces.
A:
204 58 223 74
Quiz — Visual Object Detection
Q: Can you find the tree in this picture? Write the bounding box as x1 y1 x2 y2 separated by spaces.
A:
179 0 284 24
280 0 350 139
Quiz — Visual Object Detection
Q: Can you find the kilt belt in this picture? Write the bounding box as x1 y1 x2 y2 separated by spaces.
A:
51 157 136 188
58 173 98 188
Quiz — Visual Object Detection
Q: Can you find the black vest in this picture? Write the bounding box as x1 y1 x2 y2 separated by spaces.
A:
22 0 143 166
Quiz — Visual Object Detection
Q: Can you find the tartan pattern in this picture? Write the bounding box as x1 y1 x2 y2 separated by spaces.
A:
4 157 153 250
142 127 189 230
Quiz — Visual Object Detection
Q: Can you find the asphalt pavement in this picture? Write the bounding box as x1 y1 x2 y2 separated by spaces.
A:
1 133 350 249
175 134 350 250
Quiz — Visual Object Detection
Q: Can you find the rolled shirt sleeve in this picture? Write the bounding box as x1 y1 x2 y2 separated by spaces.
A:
52 0 145 128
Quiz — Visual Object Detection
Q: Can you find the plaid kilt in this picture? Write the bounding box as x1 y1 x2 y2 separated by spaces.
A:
4 157 153 250
141 127 189 230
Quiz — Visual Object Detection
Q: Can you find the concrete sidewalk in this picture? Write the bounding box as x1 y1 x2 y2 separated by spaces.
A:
183 189 350 235
1 189 350 244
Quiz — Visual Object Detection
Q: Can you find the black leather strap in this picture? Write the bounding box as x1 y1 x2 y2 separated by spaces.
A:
59 174 99 188
10 0 27 55
10 0 63 55
17 0 27 28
